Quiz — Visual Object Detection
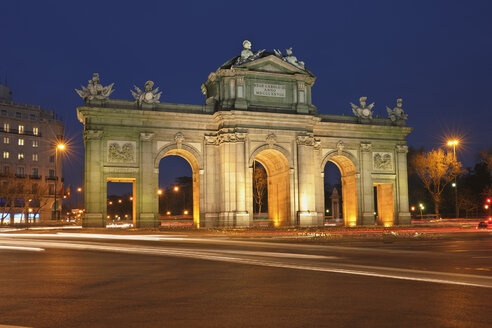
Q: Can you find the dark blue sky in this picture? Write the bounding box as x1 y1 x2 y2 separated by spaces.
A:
2 0 491 189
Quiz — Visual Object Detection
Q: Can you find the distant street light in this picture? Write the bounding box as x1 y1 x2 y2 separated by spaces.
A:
419 203 425 220
157 189 163 195
173 186 179 192
447 139 460 218
53 141 66 220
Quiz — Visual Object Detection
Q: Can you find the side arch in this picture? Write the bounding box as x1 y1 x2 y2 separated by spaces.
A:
154 143 203 171
248 144 293 169
320 149 359 227
154 142 202 227
320 150 359 175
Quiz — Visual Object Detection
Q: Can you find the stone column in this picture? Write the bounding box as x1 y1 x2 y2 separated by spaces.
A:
360 142 375 226
203 136 219 227
235 133 250 226
138 132 157 228
396 144 411 224
82 130 105 227
296 135 318 226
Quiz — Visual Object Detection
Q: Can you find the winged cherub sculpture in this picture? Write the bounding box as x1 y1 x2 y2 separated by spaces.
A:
350 97 374 119
75 73 115 101
131 80 162 105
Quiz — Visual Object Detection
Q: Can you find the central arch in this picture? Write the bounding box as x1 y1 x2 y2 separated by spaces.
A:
252 148 291 227
321 151 358 226
155 144 201 227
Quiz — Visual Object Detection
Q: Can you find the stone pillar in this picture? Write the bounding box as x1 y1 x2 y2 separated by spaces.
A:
296 135 318 226
203 136 219 227
235 133 250 226
360 142 375 225
82 130 105 227
138 132 157 228
296 81 309 114
234 76 247 110
396 144 411 225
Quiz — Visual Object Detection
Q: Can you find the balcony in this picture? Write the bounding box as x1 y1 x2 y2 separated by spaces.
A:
29 175 42 179
15 174 26 178
45 176 58 181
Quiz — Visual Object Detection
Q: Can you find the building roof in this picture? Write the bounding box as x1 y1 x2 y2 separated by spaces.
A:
0 84 12 101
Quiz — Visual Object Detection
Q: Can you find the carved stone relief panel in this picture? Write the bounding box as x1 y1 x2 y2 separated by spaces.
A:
373 152 393 171
107 140 136 163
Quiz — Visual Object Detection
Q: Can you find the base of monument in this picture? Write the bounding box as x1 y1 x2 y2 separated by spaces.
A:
138 213 157 228
361 213 376 226
82 213 105 228
297 211 319 226
203 213 219 228
398 212 411 225
235 212 251 227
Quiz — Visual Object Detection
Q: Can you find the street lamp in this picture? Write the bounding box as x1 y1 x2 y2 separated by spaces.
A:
447 139 459 218
76 187 82 210
53 142 65 220
419 203 425 220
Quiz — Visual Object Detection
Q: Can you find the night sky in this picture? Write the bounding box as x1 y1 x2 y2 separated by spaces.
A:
2 0 491 191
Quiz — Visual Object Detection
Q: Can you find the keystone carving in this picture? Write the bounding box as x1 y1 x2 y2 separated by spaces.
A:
266 133 277 146
336 140 345 154
174 132 185 145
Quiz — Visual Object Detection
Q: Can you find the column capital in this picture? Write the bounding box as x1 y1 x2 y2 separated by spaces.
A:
140 132 155 142
396 144 408 153
83 129 103 141
360 141 372 152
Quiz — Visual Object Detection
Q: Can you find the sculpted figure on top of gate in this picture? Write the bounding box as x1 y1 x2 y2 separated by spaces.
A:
274 47 305 70
351 97 374 120
131 80 162 105
386 98 408 125
233 40 265 67
75 73 115 102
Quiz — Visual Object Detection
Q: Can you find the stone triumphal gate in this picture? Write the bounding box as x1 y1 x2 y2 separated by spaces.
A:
77 41 412 228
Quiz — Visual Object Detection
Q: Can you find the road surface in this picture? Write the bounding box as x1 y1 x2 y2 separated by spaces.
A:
0 232 491 327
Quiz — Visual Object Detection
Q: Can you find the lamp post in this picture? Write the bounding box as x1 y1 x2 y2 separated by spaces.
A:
53 142 65 220
447 140 459 218
77 187 82 210
419 203 425 220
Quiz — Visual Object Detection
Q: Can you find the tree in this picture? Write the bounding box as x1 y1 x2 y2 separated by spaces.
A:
253 163 267 213
411 149 462 215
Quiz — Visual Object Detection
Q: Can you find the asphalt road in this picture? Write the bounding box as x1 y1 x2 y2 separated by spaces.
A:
0 233 491 328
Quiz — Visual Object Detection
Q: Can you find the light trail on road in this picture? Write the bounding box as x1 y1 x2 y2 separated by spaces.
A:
1 234 491 288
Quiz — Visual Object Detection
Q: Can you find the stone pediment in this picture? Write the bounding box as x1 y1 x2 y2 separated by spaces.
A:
241 55 312 76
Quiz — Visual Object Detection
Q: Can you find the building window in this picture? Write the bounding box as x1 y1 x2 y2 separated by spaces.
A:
16 112 21 119
18 138 24 146
3 166 9 174
49 184 55 195
32 154 38 161
33 127 39 136
3 123 9 132
1 110 7 116
30 114 36 120
18 153 24 160
49 169 55 177
32 140 38 148
32 168 38 176
18 125 24 134
17 167 24 176
49 155 54 163
3 137 9 144
3 151 9 159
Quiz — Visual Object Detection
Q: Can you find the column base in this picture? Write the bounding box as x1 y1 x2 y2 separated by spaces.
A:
398 212 411 225
297 211 319 227
138 213 157 229
82 213 105 228
235 212 251 227
361 212 376 226
203 213 219 228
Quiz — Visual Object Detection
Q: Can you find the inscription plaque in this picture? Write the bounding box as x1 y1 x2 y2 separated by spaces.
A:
253 83 286 98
